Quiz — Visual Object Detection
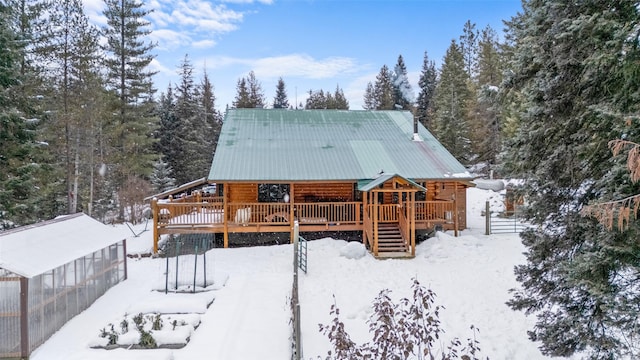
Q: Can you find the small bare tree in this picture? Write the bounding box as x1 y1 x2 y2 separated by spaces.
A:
319 278 487 360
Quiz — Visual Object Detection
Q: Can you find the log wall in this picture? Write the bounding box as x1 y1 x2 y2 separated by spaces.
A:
293 183 353 202
228 183 259 203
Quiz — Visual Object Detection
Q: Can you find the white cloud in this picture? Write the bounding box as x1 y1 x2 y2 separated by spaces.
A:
82 0 107 26
148 58 174 77
251 54 360 79
221 0 273 3
170 1 244 32
192 39 217 49
149 29 192 51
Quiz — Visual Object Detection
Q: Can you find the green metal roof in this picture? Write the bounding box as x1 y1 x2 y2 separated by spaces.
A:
358 173 427 192
208 109 470 182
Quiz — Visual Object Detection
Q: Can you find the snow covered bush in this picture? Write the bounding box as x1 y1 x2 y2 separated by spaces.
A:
319 278 487 360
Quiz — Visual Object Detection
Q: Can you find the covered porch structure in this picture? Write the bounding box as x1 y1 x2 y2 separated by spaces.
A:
150 175 465 259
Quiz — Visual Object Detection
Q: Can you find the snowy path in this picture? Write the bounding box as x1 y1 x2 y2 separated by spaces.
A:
177 272 292 359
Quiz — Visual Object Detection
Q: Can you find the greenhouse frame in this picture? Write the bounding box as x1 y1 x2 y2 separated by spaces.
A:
0 213 127 359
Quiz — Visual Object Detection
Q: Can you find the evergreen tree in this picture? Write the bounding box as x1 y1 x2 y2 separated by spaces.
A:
363 81 377 110
173 55 210 184
433 40 472 163
332 84 349 110
233 77 250 108
155 84 180 181
416 51 437 130
200 69 222 169
469 25 503 173
502 1 640 358
459 20 478 78
373 65 394 110
305 89 326 109
273 77 289 109
0 2 57 227
476 25 502 87
102 0 157 215
66 8 110 217
150 160 175 192
46 0 102 214
392 55 413 110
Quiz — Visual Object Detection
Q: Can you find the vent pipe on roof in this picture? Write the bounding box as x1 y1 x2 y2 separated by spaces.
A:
412 115 422 141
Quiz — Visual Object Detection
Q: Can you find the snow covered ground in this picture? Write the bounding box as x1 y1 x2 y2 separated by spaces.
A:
28 188 567 360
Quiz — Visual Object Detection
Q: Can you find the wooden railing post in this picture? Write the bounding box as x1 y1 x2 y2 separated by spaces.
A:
485 201 491 235
152 197 159 253
223 186 229 248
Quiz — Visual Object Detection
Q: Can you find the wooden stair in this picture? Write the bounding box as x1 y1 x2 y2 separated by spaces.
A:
376 223 408 253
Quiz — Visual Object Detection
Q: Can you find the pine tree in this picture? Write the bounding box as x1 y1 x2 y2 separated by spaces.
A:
468 25 503 173
373 65 394 110
155 84 180 182
305 89 326 109
433 40 472 163
459 20 478 78
173 55 210 184
392 55 413 110
415 51 437 130
273 77 289 109
502 1 640 358
247 70 265 108
200 69 222 170
363 82 377 110
0 2 58 227
44 0 104 214
332 84 349 110
150 160 175 192
233 77 250 108
102 0 157 214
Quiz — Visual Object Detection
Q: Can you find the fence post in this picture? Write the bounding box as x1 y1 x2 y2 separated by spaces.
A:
485 201 490 235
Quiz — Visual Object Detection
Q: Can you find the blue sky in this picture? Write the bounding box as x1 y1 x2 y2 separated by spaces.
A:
82 0 522 111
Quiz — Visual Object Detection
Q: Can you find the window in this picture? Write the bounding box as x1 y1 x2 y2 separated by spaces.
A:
258 184 290 203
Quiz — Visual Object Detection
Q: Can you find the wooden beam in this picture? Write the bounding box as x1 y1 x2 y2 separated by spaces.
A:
290 182 295 244
152 198 159 253
20 277 29 359
223 183 229 248
410 191 416 256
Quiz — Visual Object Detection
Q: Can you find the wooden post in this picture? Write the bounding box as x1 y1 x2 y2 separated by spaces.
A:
410 191 416 256
485 201 491 235
152 198 159 254
453 190 459 237
373 191 379 257
290 183 295 244
362 191 368 245
20 277 29 359
123 239 128 280
223 184 229 248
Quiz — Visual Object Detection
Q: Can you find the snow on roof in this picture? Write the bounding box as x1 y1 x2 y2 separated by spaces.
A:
0 213 125 278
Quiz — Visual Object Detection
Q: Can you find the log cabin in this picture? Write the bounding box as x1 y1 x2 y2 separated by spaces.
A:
151 109 473 258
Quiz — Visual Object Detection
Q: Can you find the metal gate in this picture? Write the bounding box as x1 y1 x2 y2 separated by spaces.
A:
485 201 528 234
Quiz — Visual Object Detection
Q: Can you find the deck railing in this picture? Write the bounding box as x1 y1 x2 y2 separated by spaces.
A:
156 201 224 226
416 200 455 223
154 199 455 229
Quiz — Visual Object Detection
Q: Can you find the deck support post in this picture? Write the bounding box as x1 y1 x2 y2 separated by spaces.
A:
410 191 416 256
453 186 459 237
373 190 378 257
152 198 159 253
290 183 295 244
223 183 229 248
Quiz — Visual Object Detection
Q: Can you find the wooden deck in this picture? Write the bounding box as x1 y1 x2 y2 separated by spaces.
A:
151 196 456 256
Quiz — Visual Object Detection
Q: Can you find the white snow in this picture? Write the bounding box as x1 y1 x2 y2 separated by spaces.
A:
25 188 574 360
0 213 125 278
